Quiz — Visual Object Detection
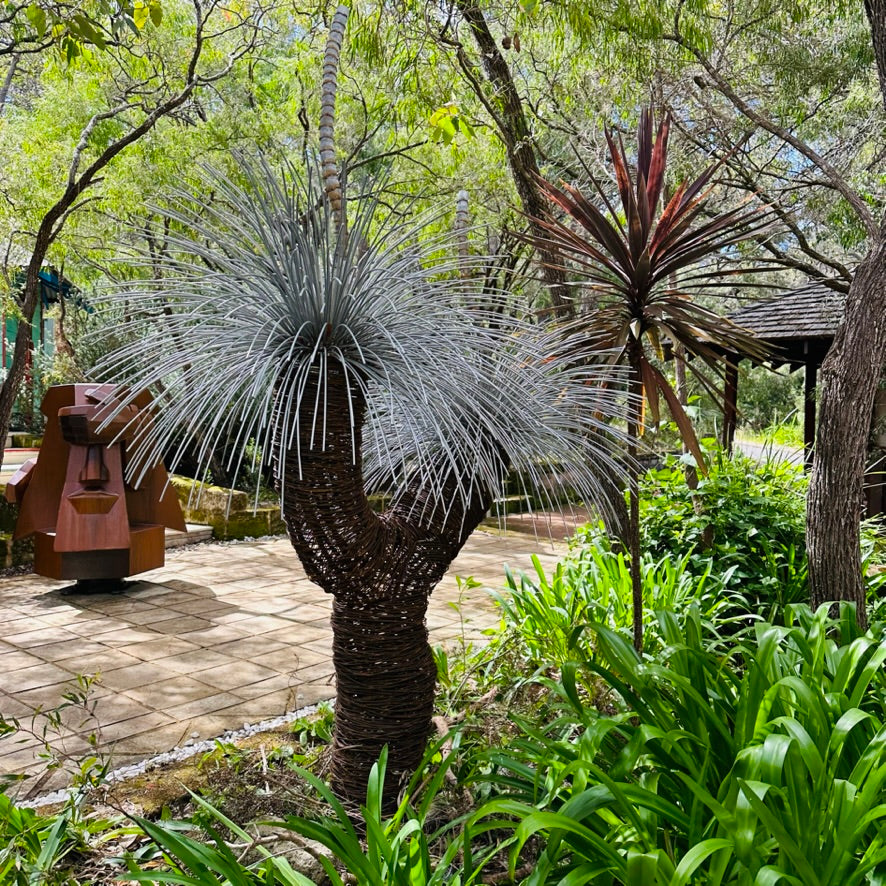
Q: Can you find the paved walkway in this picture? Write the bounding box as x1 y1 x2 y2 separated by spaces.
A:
735 436 803 466
0 531 565 795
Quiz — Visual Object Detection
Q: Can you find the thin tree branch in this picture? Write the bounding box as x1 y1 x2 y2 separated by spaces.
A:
667 30 880 237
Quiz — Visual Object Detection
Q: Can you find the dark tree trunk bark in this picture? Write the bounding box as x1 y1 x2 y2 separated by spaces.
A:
806 2 886 627
0 216 59 439
807 236 886 626
866 0 886 113
278 369 491 807
453 0 572 319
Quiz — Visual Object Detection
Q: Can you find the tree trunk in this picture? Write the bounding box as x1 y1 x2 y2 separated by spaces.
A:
807 235 886 626
866 0 886 113
453 0 572 318
674 344 711 548
278 369 491 806
329 560 439 805
319 5 349 232
0 54 18 116
805 1 886 628
0 219 57 438
627 358 644 651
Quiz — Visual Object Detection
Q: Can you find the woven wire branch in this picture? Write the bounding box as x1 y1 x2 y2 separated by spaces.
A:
92 159 632 527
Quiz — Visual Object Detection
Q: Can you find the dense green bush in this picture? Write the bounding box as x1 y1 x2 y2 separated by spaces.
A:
640 451 809 613
492 532 734 662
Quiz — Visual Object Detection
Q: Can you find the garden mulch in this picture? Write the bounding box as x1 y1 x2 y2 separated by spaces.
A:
0 529 567 797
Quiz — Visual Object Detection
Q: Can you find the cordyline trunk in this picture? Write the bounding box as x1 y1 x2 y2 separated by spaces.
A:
278 370 491 806
626 354 644 651
807 236 886 627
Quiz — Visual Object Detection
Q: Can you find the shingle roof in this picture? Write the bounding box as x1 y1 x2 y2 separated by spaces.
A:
730 282 845 342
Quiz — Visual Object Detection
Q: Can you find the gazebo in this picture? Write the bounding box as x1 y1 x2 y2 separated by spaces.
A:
724 282 885 517
724 282 845 467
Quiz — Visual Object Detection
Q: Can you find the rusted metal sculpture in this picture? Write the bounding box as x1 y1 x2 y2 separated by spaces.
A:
5 384 185 589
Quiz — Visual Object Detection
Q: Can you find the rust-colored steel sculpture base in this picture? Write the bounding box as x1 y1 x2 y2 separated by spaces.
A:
6 384 185 587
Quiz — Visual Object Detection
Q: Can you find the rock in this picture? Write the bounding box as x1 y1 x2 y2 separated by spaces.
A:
254 825 333 884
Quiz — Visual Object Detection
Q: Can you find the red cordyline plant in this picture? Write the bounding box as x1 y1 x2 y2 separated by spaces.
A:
526 108 776 650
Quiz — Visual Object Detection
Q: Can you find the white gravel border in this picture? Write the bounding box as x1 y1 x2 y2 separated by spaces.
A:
21 698 335 809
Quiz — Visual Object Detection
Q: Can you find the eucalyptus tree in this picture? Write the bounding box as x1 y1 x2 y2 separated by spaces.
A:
95 162 627 806
0 0 260 449
641 0 886 623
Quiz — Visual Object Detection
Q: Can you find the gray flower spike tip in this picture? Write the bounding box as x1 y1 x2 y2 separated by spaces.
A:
93 159 631 532
319 5 349 230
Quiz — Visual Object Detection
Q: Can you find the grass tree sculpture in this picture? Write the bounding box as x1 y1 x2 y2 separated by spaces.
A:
525 109 775 651
96 163 628 806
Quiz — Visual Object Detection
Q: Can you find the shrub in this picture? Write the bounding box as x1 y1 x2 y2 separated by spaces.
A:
640 450 809 614
737 364 802 433
491 530 734 663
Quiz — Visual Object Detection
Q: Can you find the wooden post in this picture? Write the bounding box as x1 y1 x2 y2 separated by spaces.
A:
722 358 739 454
804 361 817 470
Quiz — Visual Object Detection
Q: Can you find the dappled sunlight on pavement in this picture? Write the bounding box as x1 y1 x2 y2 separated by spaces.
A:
0 530 565 798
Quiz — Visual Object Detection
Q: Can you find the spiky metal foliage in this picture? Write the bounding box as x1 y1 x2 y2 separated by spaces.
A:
93 160 631 805
528 108 776 466
94 160 627 525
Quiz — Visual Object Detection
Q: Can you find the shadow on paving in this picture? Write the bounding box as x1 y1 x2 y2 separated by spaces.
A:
0 530 565 798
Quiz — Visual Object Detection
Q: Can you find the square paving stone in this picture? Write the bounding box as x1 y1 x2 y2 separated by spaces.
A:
98 711 176 744
227 673 294 700
157 649 241 675
27 640 109 663
294 680 337 707
217 690 298 722
144 616 215 636
122 676 219 710
230 615 297 635
65 617 126 638
98 662 183 692
6 627 83 649
9 662 81 692
290 660 336 683
162 691 244 722
84 694 158 727
109 722 194 755
295 638 334 656
114 637 202 662
179 624 250 647
193 662 281 692
253 646 328 672
56 648 143 676
209 636 289 658
259 625 330 647
0 648 49 671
